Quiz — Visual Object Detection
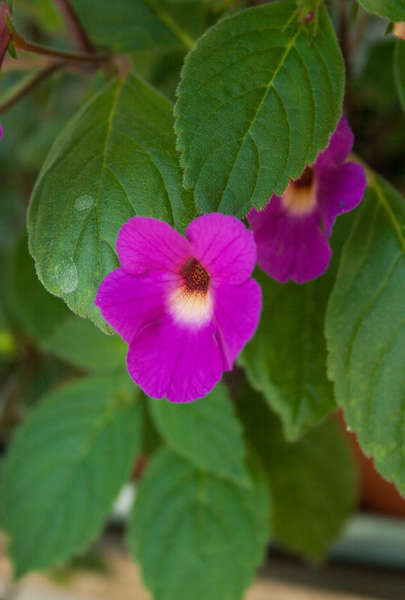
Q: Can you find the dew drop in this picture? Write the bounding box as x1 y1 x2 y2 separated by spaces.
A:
55 259 78 294
74 194 94 211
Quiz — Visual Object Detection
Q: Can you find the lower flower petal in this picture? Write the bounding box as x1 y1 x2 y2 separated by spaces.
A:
95 268 176 344
127 317 223 403
317 162 366 234
248 197 331 284
213 279 262 369
186 213 257 284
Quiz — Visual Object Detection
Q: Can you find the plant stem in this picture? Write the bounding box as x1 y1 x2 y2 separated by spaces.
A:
0 62 65 115
12 30 108 64
53 0 95 53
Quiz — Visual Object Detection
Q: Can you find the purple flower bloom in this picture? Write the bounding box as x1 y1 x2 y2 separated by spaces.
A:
95 213 261 403
247 117 367 284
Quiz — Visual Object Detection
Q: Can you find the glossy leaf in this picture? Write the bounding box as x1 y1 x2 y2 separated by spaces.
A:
175 0 344 216
0 374 143 577
359 0 405 20
235 382 357 560
28 74 194 331
148 383 248 485
128 448 270 600
394 40 405 112
326 174 405 496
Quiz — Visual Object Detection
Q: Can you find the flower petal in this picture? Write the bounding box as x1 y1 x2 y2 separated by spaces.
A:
248 197 331 284
116 217 190 275
213 279 262 369
186 213 256 284
95 268 177 343
127 317 223 403
317 162 366 234
315 117 354 169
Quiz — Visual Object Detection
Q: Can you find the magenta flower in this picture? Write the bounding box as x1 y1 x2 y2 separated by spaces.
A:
247 117 367 284
95 214 261 403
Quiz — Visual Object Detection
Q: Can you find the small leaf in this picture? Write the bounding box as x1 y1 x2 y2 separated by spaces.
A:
148 383 249 485
394 39 405 111
7 235 127 371
0 374 143 577
175 0 344 216
235 382 357 560
28 74 195 331
326 173 405 496
128 448 270 600
358 0 405 21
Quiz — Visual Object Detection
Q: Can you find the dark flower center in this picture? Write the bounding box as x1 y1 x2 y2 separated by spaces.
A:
292 166 314 190
181 258 210 293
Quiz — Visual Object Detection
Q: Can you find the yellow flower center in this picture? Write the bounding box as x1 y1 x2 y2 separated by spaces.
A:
282 166 317 217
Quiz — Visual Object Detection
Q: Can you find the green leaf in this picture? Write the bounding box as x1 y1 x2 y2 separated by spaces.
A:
7 235 127 370
43 315 127 371
394 40 405 111
0 374 143 577
175 0 344 217
358 0 405 20
239 267 336 441
128 448 270 600
70 0 204 53
235 382 357 561
326 173 405 496
28 74 194 331
148 383 248 485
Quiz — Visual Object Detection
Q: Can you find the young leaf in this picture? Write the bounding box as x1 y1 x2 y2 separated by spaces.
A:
326 174 405 496
7 235 127 371
128 448 270 600
0 374 143 577
394 40 405 111
235 382 357 561
239 268 336 441
148 383 249 485
175 0 344 217
358 0 405 21
28 74 194 331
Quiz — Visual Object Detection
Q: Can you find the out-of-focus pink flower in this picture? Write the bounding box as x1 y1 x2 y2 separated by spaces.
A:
0 3 11 70
247 118 367 284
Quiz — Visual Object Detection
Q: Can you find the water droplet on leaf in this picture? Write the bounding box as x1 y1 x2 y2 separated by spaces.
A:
74 194 94 211
55 259 78 294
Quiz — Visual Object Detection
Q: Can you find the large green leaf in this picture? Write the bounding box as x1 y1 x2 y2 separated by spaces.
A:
359 0 405 20
326 173 405 496
148 383 248 485
235 382 357 560
175 0 344 216
239 269 335 441
0 374 142 577
7 235 127 370
394 40 405 112
70 0 205 53
128 448 270 600
28 74 194 331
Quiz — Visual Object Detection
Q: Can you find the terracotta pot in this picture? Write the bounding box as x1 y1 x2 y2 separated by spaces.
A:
337 410 405 517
